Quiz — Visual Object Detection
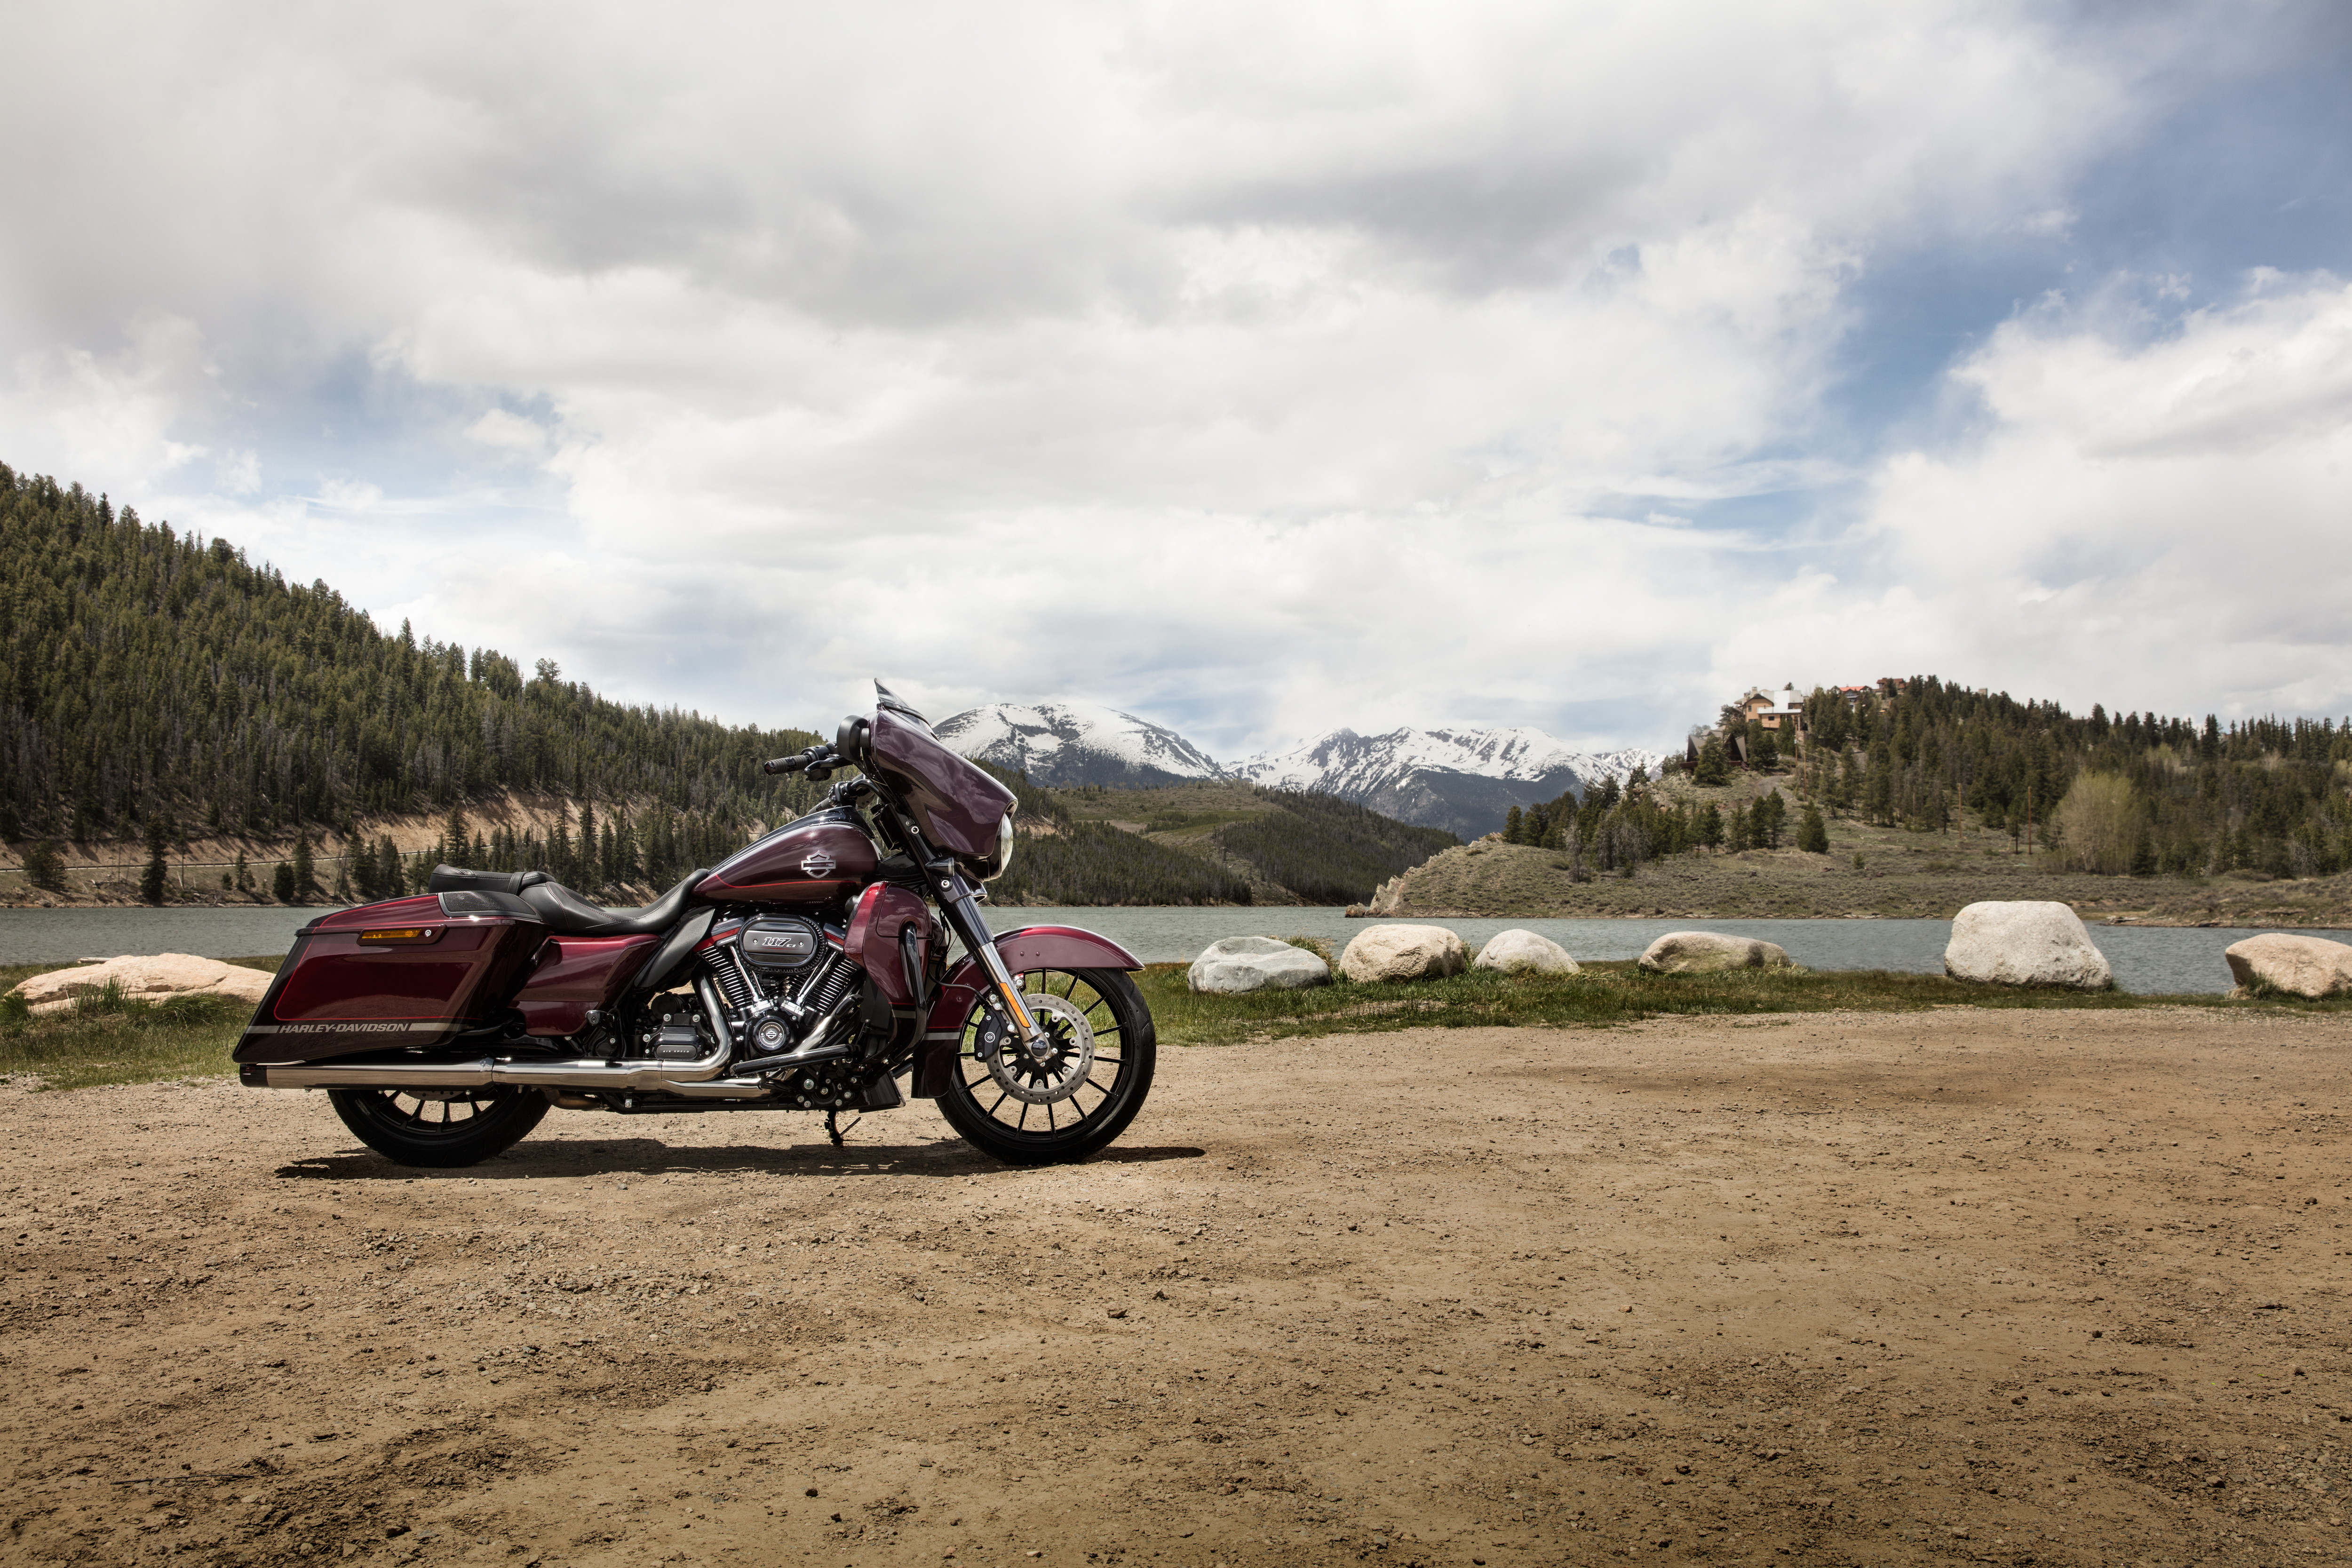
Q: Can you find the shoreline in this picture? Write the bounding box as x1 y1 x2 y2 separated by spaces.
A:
1351 903 2348 929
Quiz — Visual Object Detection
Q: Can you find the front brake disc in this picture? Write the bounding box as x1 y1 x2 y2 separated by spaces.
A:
976 992 1096 1105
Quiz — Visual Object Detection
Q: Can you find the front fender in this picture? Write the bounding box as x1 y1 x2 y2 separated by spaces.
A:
911 924 1142 1098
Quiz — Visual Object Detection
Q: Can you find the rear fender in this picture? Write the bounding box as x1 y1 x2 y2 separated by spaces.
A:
911 925 1141 1098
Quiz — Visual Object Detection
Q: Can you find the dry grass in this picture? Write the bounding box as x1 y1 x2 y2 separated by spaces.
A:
0 956 278 1089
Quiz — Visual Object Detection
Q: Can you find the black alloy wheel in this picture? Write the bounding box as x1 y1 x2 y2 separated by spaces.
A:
327 1085 550 1169
934 966 1156 1165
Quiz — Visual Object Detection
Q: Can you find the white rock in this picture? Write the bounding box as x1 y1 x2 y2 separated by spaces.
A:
1637 931 1793 973
1472 929 1580 975
2224 933 2352 999
1340 924 1468 983
1186 937 1332 995
1943 902 2113 990
10 953 275 1016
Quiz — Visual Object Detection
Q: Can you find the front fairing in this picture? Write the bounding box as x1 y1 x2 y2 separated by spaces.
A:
866 708 1016 865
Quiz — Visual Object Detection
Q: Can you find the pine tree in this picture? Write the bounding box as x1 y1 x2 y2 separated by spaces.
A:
1502 805 1523 844
22 839 66 892
292 831 316 899
349 839 378 901
140 819 168 904
550 803 573 887
272 861 296 901
1797 802 1829 854
614 806 641 887
1694 736 1731 787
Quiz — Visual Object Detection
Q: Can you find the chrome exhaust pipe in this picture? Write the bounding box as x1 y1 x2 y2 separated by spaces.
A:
259 977 747 1093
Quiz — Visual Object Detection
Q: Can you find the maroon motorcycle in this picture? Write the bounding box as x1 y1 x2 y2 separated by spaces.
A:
233 684 1155 1169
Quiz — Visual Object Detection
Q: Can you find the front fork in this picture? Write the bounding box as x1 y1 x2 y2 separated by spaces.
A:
932 872 1051 1059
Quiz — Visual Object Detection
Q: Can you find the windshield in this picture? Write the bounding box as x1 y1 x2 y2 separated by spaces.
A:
873 679 931 730
866 705 1013 863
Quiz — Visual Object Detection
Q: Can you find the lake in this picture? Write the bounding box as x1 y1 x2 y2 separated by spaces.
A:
2 903 2332 995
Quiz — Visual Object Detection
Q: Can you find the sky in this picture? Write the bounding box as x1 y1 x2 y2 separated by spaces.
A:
3 0 2349 761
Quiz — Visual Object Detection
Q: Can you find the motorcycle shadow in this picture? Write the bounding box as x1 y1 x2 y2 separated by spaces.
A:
274 1139 1208 1182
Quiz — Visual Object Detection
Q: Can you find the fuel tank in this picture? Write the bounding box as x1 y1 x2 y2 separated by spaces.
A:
699 809 879 907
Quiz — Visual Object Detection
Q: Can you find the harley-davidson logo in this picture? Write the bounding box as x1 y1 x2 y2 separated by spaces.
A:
799 850 838 878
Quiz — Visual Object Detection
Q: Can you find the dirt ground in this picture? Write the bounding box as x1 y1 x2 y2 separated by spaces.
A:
4 1009 2349 1568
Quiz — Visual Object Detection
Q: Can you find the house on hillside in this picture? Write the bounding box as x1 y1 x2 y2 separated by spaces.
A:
1691 684 1811 770
1739 684 1806 733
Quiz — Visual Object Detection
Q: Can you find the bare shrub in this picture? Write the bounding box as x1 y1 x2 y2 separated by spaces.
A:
2052 772 2139 875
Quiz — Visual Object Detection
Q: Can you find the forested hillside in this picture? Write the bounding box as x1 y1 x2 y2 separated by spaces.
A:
1783 677 2352 878
0 465 827 891
1213 789 1458 904
987 773 1456 907
0 463 1451 907
1493 675 2352 882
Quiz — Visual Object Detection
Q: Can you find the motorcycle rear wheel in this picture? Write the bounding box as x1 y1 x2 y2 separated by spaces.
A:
935 967 1155 1165
327 1085 549 1169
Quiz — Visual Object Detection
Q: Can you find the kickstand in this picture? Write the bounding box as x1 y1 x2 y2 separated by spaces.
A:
825 1109 859 1147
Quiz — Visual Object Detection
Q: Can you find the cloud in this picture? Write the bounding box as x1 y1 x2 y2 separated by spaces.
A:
0 1 2336 753
1712 271 2352 718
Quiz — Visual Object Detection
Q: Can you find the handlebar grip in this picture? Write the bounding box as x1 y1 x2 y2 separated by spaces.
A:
762 756 804 775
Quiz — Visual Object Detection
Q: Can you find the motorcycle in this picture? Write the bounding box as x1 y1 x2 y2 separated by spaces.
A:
232 683 1154 1169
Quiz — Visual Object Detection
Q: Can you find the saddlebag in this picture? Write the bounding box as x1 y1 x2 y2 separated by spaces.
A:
233 891 548 1064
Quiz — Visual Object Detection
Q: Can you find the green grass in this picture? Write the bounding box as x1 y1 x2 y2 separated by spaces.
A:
1134 959 2343 1049
0 956 280 1090
8 950 2333 1090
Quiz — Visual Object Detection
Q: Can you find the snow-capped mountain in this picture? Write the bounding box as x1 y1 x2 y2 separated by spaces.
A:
935 700 1671 837
1238 727 1672 840
933 701 1227 788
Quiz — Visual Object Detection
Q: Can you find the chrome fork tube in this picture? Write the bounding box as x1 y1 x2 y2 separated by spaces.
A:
939 882 1045 1050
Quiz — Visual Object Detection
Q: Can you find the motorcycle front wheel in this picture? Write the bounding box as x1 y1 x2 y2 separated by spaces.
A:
935 967 1156 1165
327 1085 549 1169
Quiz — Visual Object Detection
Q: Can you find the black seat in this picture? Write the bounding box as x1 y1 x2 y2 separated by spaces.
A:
428 864 553 897
516 868 712 937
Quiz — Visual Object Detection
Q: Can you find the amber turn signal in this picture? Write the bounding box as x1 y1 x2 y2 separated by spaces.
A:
357 927 441 945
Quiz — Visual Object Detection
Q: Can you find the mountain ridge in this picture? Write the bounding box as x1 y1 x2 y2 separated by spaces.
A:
1236 724 1669 839
935 700 1670 838
933 700 1223 788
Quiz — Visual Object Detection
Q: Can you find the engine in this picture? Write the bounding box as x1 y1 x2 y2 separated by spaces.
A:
698 915 862 1059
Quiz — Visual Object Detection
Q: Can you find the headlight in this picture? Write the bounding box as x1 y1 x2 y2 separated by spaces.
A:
984 811 1017 881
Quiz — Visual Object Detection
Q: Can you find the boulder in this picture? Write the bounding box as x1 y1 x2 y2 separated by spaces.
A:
1637 931 1792 974
9 953 275 1016
1943 902 2113 990
1187 936 1332 995
1472 929 1580 976
2224 932 2352 999
1340 924 1469 983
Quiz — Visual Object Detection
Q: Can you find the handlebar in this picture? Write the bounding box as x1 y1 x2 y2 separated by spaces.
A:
762 743 836 776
